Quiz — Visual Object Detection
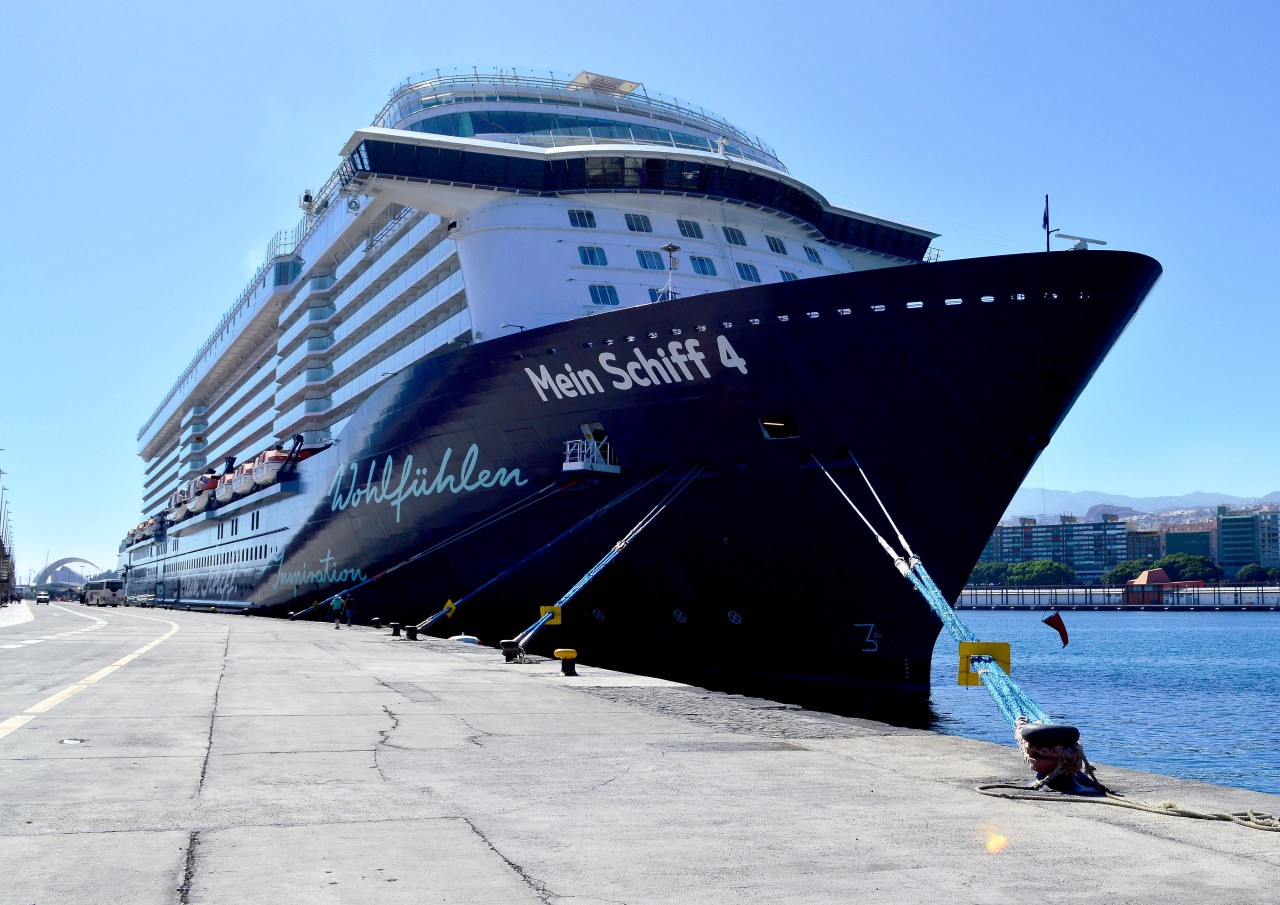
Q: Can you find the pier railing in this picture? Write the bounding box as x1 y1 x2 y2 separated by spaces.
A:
959 583 1280 610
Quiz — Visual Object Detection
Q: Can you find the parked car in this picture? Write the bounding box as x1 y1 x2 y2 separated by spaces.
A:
35 592 50 604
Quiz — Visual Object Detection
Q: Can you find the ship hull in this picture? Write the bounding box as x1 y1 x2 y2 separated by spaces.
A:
123 251 1160 716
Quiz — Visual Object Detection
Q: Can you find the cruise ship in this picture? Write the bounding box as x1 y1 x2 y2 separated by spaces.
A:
118 68 1161 714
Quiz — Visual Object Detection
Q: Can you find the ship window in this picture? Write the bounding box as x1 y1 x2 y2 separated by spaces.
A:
625 213 653 233
735 262 761 283
677 219 703 239
804 245 823 265
637 250 664 270
722 226 747 246
568 209 597 229
589 284 620 306
759 415 800 440
766 235 788 255
690 255 717 276
780 271 799 282
578 246 608 266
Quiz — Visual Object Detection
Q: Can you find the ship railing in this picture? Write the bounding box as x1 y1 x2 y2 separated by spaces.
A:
490 129 777 169
373 67 780 165
138 160 358 443
562 440 620 474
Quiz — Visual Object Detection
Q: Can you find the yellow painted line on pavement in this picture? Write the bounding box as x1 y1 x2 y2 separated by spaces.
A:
0 614 180 741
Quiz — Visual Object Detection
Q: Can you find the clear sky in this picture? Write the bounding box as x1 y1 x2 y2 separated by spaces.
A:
1 1 1276 580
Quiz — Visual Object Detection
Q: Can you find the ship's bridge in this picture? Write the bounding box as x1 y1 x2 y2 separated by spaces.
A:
375 68 787 172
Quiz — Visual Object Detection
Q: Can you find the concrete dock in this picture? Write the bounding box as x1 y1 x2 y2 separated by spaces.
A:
1 601 1276 903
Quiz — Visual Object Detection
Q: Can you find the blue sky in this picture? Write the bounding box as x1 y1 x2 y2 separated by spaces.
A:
1 1 1276 578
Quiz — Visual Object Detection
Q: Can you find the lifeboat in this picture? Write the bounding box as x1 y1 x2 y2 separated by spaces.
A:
140 517 156 539
231 461 257 497
215 472 236 504
166 488 189 524
253 446 290 487
186 472 220 514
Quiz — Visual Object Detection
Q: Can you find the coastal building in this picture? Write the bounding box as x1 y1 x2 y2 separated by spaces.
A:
1216 506 1279 573
1163 527 1214 560
988 515 1126 583
1125 528 1161 562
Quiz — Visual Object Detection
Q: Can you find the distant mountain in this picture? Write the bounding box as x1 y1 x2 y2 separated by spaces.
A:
1003 488 1280 520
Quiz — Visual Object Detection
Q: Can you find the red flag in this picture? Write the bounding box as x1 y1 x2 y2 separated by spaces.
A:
1043 611 1069 647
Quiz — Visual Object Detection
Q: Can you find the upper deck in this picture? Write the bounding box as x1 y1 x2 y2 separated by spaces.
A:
376 68 786 172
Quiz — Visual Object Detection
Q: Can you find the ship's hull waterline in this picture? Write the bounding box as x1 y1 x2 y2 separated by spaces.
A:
123 250 1160 715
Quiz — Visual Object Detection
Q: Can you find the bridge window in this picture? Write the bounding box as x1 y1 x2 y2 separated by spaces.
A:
677 219 703 239
589 284 620 306
690 255 717 276
568 209 597 229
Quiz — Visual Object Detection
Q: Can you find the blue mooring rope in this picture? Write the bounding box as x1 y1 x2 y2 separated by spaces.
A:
415 470 670 631
290 479 571 621
811 455 1051 729
513 465 705 649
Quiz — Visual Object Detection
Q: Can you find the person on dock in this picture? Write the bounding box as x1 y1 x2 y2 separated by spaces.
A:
331 594 346 629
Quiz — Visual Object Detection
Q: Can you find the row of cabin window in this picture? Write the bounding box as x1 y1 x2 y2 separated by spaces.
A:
176 544 268 571
568 209 823 264
579 246 798 283
588 265 798 307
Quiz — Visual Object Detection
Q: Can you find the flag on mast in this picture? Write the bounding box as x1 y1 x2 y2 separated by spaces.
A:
1043 195 1050 251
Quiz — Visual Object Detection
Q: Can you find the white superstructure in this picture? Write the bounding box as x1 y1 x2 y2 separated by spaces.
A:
131 68 935 532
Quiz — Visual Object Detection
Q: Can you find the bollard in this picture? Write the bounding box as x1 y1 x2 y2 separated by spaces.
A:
371 617 381 629
499 639 523 662
390 622 401 637
288 612 296 620
554 649 578 676
405 625 418 640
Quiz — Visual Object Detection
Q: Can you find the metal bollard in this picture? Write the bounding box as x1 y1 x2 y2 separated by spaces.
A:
390 622 401 637
405 625 418 640
288 612 296 620
371 617 381 629
554 649 578 676
499 639 522 662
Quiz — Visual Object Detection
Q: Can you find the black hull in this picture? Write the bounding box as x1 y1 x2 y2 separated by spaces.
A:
127 251 1161 717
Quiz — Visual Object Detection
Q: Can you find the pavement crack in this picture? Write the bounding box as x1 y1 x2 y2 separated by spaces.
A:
455 715 491 747
589 763 634 791
374 705 401 782
176 829 200 904
463 816 555 904
196 635 230 797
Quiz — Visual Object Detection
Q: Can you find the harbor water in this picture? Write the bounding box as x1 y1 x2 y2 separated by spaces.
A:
928 609 1280 795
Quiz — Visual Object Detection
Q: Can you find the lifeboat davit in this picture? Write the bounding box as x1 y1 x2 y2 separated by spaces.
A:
215 472 236 504
187 472 220 514
231 461 257 497
253 447 290 487
166 488 189 524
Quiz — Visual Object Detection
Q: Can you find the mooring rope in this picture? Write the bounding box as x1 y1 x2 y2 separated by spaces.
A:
510 464 705 650
415 470 670 631
976 781 1280 831
813 453 1279 829
291 479 574 619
